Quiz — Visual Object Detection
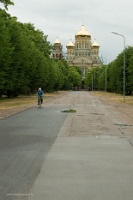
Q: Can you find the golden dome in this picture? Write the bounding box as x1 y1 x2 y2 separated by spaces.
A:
91 39 100 47
76 25 91 36
66 39 75 47
54 37 61 44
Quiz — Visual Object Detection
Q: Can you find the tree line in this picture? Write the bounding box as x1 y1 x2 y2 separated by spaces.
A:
0 0 132 97
85 46 133 95
0 6 82 97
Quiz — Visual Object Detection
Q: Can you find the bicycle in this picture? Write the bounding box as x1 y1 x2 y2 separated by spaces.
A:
38 95 43 107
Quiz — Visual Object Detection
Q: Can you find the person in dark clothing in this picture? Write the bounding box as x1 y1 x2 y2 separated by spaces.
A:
37 88 44 105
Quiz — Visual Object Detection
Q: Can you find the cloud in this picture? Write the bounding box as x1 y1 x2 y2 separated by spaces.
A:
7 0 133 63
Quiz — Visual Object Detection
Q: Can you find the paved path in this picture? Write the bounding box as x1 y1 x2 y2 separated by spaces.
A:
28 91 133 200
0 99 68 200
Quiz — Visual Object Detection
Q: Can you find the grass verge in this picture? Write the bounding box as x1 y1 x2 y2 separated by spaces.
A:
0 91 68 110
92 91 133 105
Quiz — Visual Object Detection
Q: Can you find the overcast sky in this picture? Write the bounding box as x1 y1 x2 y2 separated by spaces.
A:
4 0 133 63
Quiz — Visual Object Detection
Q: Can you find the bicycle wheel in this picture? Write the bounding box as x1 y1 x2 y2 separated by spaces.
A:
38 97 41 107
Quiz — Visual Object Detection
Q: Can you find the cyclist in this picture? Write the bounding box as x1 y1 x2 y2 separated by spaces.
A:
37 88 44 105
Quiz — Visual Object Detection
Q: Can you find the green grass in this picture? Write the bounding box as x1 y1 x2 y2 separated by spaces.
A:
92 91 133 105
62 109 76 113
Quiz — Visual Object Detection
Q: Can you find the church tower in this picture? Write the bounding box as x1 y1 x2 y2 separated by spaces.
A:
66 24 100 78
91 39 100 65
52 37 63 60
66 39 75 65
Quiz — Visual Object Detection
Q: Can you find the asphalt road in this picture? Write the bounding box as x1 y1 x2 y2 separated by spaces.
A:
28 91 133 200
0 91 133 200
0 103 68 200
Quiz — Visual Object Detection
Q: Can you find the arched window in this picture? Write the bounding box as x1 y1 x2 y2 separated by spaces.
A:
85 43 87 48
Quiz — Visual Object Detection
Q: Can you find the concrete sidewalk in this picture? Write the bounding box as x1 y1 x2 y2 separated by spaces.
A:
29 92 133 200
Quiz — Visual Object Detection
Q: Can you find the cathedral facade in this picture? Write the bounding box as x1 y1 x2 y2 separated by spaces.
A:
52 24 100 78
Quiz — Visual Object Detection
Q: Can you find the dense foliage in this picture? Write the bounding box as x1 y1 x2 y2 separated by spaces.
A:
1 1 132 97
0 0 14 10
67 66 82 89
85 46 133 95
0 9 82 97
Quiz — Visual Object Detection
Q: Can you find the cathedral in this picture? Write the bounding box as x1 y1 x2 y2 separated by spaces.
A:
52 24 100 78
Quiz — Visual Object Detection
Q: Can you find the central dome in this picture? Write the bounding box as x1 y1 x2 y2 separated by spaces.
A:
76 25 91 36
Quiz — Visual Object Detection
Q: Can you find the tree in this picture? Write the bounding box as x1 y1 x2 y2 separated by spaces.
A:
107 46 133 95
0 0 14 10
0 9 84 96
0 9 13 95
85 66 100 91
99 65 107 90
125 46 133 95
24 23 52 58
67 66 82 89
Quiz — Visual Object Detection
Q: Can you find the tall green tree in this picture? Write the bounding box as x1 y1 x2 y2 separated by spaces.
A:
24 23 52 58
0 8 83 96
0 9 13 95
67 66 82 89
125 46 133 95
0 0 14 9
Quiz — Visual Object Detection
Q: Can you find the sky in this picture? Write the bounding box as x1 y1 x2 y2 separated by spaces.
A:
3 0 133 63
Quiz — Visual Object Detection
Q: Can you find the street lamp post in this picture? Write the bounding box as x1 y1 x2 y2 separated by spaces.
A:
89 70 93 91
98 67 100 91
104 59 107 92
111 32 126 102
98 55 103 91
100 55 107 92
92 71 94 91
